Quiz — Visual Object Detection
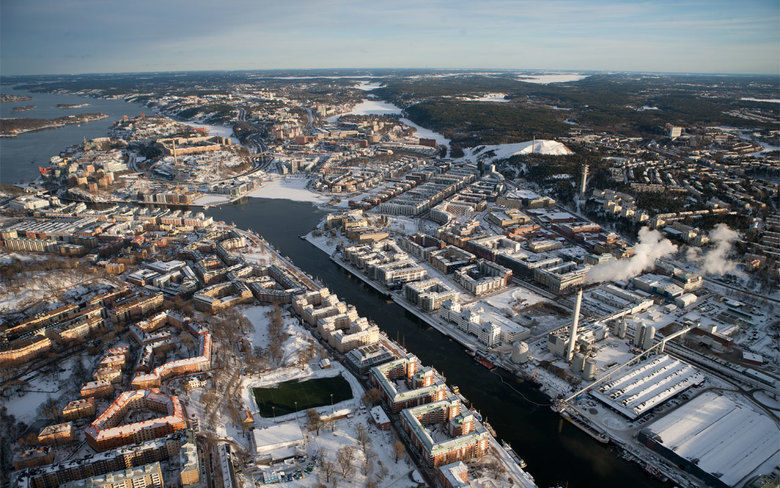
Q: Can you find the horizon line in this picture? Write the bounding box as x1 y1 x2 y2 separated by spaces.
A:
2 67 779 79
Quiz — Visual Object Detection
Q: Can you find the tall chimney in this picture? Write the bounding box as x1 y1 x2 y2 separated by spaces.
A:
580 164 589 197
566 288 584 361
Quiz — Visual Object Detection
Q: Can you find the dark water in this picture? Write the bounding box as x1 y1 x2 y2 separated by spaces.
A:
0 86 144 184
206 198 667 488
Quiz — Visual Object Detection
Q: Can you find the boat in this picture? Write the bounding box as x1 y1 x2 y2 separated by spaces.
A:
561 411 610 444
475 352 497 370
501 440 527 469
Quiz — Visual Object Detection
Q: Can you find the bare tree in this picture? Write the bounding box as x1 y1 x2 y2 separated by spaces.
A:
306 408 322 434
392 440 405 463
336 445 355 478
321 460 336 483
361 387 382 406
356 423 370 452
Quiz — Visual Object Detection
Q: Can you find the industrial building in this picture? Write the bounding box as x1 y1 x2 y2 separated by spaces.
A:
638 391 780 488
591 354 705 419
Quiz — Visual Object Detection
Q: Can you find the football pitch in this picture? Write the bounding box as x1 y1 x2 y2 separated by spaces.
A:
252 374 353 417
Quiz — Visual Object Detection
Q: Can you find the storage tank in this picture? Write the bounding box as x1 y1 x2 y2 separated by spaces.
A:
572 352 585 372
617 318 627 339
642 325 656 350
583 358 597 381
633 324 646 347
511 341 530 363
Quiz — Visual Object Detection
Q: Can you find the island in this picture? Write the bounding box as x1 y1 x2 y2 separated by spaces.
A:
0 113 108 137
12 105 36 112
0 93 32 103
57 103 90 108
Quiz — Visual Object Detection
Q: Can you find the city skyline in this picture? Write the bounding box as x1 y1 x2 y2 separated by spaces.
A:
2 0 779 76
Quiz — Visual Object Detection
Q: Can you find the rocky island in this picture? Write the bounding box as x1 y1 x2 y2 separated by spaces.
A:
0 113 108 137
0 93 32 103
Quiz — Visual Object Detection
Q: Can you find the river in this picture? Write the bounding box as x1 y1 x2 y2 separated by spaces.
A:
206 198 668 488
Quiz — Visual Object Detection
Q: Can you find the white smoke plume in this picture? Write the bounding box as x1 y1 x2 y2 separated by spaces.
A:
585 227 677 284
686 223 741 276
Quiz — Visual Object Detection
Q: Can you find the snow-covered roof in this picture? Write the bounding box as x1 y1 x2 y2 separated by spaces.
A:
644 391 780 487
252 423 304 454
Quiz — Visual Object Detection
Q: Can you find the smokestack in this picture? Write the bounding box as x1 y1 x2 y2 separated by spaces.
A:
580 164 589 197
566 288 584 361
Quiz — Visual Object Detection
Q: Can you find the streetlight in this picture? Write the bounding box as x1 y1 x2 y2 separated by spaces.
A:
272 406 276 422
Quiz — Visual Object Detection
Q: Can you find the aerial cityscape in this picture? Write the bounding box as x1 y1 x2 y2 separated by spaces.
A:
0 2 778 488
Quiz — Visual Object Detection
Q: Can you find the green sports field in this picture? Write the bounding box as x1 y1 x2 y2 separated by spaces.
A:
252 374 353 417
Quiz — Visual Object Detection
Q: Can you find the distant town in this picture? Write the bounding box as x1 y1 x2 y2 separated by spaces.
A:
0 70 778 488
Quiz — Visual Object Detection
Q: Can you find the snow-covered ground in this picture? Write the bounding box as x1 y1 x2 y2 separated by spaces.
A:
2 356 84 424
740 98 780 103
192 193 232 206
326 98 451 151
354 81 384 91
463 140 573 163
243 304 313 367
399 116 451 150
178 119 240 144
248 175 328 203
459 93 510 103
325 100 401 122
517 73 589 84
0 270 101 312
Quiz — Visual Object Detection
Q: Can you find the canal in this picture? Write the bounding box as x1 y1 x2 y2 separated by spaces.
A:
206 197 668 488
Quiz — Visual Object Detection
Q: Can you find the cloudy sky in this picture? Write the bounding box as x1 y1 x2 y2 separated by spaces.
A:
2 0 778 75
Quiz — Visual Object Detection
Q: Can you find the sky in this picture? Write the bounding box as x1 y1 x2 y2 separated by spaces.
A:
1 0 779 76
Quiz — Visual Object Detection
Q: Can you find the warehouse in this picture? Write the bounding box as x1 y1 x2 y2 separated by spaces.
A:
638 391 780 488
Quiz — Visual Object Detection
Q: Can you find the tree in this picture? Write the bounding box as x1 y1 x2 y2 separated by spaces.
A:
321 460 336 483
356 423 370 452
392 440 405 463
336 445 355 478
306 408 322 434
361 387 382 406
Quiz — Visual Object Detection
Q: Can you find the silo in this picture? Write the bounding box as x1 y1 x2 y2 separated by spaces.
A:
633 324 646 347
642 325 656 350
617 318 627 339
572 352 585 372
511 341 530 363
583 358 597 380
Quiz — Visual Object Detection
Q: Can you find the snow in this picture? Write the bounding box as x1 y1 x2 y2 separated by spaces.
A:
459 93 510 103
516 73 589 84
178 119 240 144
248 176 328 203
2 356 83 424
354 81 384 91
483 286 546 311
644 391 780 487
740 98 780 103
326 98 451 150
193 193 232 206
325 100 401 122
463 140 573 163
399 116 451 150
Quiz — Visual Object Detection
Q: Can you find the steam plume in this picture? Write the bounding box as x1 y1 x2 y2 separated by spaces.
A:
686 223 741 276
585 227 677 284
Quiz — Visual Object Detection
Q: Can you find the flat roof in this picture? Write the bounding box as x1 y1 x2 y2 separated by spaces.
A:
644 391 780 487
